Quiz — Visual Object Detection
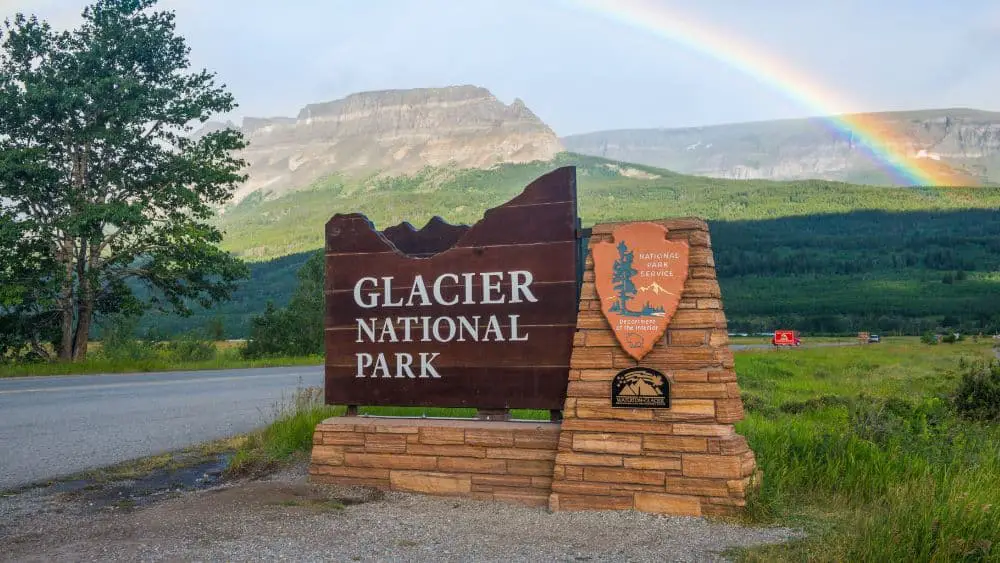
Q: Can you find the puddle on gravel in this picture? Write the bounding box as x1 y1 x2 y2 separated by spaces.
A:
49 453 233 512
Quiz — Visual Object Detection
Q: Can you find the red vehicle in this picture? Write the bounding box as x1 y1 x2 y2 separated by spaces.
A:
772 330 801 347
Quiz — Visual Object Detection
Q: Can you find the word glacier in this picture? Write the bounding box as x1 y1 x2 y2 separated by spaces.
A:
352 271 538 378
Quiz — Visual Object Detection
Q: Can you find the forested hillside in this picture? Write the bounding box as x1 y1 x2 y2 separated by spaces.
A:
149 206 1000 338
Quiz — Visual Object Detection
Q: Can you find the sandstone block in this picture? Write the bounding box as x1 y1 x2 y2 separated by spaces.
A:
664 476 730 497
585 331 618 347
697 298 721 310
570 347 614 368
406 444 485 458
311 445 345 465
682 454 743 479
578 369 620 382
556 493 633 511
316 421 356 433
344 453 438 471
390 471 471 495
531 476 553 489
623 456 681 471
364 433 407 454
492 490 550 507
506 460 555 476
575 404 655 421
671 383 730 399
560 419 673 435
322 432 365 446
689 266 715 279
418 427 465 445
643 435 708 453
683 279 721 298
565 381 611 399
671 309 727 329
471 474 533 488
668 330 708 346
583 467 665 486
572 433 643 455
634 493 702 517
311 465 390 480
437 457 507 474
371 425 419 434
554 452 623 467
464 429 514 447
715 399 745 423
486 447 557 461
707 369 738 383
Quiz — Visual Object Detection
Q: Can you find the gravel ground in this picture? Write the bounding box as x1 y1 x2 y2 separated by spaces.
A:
0 462 801 562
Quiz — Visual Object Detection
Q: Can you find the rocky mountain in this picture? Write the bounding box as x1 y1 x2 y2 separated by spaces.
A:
562 109 1000 186
196 85 563 205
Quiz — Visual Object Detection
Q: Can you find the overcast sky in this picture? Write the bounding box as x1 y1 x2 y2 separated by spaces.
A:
3 0 998 135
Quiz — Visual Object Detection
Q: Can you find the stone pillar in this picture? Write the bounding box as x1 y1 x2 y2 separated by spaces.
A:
548 218 758 517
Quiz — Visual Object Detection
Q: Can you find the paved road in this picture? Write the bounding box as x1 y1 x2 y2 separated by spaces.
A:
0 366 323 490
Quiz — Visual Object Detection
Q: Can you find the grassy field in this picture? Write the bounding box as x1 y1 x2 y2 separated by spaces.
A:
0 343 321 378
235 337 1000 561
734 339 1000 561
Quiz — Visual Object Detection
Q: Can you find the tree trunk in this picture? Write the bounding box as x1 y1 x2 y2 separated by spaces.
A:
56 241 76 362
71 239 98 360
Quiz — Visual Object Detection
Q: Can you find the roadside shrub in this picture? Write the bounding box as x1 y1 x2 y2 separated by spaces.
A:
953 360 1000 422
162 333 217 362
241 251 324 359
921 331 938 345
98 315 157 362
942 333 958 344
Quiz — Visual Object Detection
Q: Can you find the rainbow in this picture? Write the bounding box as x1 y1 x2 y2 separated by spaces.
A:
570 0 971 187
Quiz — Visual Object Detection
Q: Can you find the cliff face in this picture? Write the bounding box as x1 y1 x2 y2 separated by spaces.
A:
562 109 1000 186
199 86 563 204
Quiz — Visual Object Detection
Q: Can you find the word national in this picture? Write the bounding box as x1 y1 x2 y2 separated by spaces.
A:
352 271 538 378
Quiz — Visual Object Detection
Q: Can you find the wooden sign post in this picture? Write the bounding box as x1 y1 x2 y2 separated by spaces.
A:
309 167 758 516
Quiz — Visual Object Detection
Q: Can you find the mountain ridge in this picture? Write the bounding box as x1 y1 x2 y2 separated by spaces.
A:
195 85 563 206
562 108 1000 186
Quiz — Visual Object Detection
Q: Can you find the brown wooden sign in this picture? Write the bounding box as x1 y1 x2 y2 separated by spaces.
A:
592 222 689 360
324 167 579 410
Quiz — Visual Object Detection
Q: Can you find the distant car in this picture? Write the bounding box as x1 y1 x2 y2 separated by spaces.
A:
868 334 881 343
772 330 801 347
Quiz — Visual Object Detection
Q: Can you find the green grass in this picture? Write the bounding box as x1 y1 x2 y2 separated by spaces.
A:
734 339 1000 561
0 347 322 378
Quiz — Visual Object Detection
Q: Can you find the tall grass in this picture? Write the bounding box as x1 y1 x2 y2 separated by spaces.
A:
736 340 1000 561
0 346 322 377
228 387 342 476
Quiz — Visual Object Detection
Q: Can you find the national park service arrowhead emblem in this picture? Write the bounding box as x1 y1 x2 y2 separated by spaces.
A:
592 222 690 361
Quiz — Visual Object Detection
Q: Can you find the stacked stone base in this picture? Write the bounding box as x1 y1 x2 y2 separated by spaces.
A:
547 218 758 517
309 417 559 507
548 419 757 516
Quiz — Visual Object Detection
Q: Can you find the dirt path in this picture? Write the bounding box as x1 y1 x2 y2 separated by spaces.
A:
1 461 799 562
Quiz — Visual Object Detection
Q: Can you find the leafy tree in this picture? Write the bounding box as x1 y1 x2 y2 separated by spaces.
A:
0 0 249 360
242 250 324 358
